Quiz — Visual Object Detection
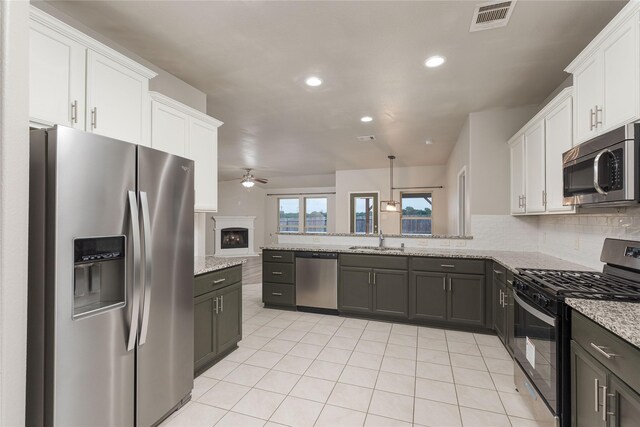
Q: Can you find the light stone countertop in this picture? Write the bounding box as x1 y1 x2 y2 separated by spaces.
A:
565 298 640 349
261 243 590 273
276 232 473 240
194 256 246 276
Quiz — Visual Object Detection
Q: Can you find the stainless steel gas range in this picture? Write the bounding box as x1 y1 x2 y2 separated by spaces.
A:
511 238 640 427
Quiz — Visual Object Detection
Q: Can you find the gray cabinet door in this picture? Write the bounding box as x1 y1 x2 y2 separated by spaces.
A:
194 291 217 372
216 282 242 355
447 273 485 327
571 341 607 427
505 285 514 353
339 266 371 313
372 269 408 318
494 280 507 341
409 271 447 322
608 375 640 427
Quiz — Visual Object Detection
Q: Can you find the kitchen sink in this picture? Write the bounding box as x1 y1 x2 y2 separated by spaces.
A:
348 246 403 251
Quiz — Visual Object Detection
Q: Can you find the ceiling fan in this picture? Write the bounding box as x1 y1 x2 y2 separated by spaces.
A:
238 168 268 188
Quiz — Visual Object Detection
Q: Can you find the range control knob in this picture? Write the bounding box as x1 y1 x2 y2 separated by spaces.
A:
541 297 550 307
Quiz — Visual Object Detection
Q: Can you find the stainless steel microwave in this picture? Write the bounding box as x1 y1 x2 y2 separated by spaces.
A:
563 124 639 207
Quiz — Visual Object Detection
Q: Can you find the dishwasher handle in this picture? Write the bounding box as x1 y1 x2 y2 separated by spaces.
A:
295 251 338 260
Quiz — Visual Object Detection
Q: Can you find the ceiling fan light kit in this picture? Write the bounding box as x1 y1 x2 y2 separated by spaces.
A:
380 155 401 213
238 168 268 188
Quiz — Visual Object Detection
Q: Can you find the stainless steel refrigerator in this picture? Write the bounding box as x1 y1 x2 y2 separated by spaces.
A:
27 126 194 426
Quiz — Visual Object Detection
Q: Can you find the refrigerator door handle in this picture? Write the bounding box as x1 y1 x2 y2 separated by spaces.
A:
139 191 153 346
127 191 141 352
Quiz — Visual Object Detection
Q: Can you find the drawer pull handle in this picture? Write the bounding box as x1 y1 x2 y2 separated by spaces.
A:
271 255 283 259
441 264 455 268
213 278 226 284
507 280 513 285
590 343 617 359
271 292 283 296
272 271 283 275
493 269 503 275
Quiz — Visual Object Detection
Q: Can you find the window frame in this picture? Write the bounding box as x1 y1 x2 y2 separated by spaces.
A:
303 196 328 234
400 191 433 236
349 192 379 234
277 197 301 233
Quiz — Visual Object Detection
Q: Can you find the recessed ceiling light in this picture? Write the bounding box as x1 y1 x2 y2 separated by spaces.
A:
305 76 323 87
360 116 373 123
425 139 433 145
425 55 446 68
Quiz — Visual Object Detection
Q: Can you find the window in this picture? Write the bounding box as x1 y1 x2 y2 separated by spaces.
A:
401 193 432 235
278 198 299 232
350 193 378 234
304 197 328 233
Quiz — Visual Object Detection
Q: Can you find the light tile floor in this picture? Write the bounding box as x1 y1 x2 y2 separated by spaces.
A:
162 284 550 427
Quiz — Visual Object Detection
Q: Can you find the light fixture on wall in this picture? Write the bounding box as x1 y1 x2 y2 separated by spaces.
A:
380 155 400 213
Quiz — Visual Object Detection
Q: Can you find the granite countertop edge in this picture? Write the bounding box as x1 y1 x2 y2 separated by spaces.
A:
194 256 247 276
276 232 473 239
565 298 640 349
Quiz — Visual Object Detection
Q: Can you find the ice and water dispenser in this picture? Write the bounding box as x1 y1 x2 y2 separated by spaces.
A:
73 236 126 319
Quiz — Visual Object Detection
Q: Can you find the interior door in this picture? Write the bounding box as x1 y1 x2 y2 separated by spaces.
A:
86 50 148 145
545 97 574 212
136 147 194 427
510 137 526 214
29 19 86 129
50 127 136 426
525 120 546 213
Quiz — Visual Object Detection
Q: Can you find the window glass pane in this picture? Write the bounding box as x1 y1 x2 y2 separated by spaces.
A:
305 197 328 233
401 193 432 235
354 196 374 234
279 198 299 232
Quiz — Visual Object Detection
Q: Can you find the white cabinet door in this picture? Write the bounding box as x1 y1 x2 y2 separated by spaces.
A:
86 50 149 145
29 20 86 129
151 101 188 157
510 136 526 215
573 55 602 145
545 97 574 213
602 16 639 132
188 118 218 212
525 121 546 213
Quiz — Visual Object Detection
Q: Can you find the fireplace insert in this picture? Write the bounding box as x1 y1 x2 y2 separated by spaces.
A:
221 227 249 249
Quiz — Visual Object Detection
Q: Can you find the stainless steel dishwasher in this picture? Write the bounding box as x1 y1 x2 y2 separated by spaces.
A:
295 252 338 311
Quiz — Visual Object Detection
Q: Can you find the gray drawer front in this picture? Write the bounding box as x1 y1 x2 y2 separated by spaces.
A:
572 311 640 393
263 262 295 284
263 250 294 263
340 254 408 270
411 257 485 274
194 265 242 297
263 283 295 306
492 263 507 284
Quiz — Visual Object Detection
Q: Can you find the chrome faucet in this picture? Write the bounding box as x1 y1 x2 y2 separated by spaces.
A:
378 231 385 248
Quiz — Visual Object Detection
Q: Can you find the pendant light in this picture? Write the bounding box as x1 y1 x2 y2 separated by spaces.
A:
380 155 400 213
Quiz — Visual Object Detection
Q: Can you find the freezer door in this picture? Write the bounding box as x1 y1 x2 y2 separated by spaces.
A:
137 146 195 426
48 126 137 426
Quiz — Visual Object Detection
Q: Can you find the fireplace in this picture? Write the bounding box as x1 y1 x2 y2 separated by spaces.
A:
221 228 249 249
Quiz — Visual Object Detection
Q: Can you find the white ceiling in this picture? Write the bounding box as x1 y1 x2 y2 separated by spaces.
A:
46 0 625 181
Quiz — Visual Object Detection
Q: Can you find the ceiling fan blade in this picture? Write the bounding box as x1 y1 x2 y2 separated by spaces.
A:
254 178 269 184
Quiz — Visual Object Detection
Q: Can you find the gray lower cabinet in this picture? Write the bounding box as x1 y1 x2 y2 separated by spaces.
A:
494 279 507 341
339 265 409 319
571 311 640 427
409 271 484 327
194 270 242 377
262 250 295 308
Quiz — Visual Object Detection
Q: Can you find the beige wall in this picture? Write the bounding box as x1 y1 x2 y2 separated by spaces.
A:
0 1 30 424
446 118 470 235
335 166 448 235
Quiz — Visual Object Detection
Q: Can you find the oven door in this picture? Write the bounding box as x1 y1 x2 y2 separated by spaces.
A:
512 291 559 415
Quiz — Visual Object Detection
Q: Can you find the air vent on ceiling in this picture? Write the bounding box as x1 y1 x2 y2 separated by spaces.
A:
357 135 376 142
469 0 516 32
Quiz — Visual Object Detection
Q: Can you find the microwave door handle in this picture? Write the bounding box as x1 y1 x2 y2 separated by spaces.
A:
593 149 613 195
138 191 153 346
513 292 556 326
127 191 141 352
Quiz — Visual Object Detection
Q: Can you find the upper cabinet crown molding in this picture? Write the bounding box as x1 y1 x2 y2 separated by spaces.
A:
30 6 157 79
565 0 640 73
508 87 573 145
149 92 223 128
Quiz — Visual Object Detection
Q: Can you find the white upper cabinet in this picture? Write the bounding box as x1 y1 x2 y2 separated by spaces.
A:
544 96 573 213
510 136 526 215
29 18 86 129
29 7 156 144
86 51 150 145
524 121 546 214
150 92 223 212
509 88 574 216
567 4 640 145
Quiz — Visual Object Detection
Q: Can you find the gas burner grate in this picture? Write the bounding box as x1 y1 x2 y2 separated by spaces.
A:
517 269 640 301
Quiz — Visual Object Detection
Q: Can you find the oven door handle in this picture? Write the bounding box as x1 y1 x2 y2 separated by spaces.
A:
513 293 556 326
